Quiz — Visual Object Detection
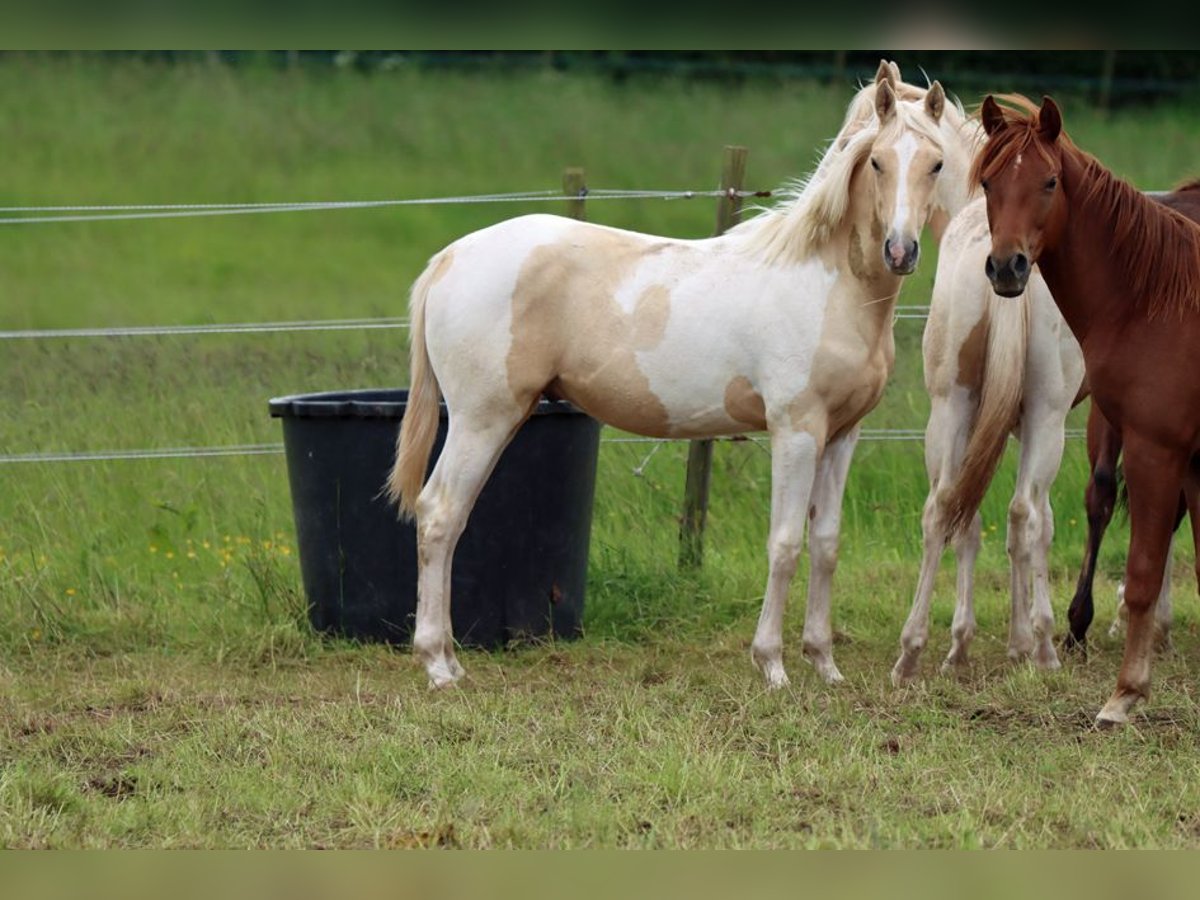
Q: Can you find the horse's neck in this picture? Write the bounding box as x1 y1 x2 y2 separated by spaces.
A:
1037 155 1132 347
934 116 984 232
829 203 903 339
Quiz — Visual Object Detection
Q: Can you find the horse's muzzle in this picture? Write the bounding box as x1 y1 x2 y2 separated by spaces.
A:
884 237 919 276
985 251 1030 298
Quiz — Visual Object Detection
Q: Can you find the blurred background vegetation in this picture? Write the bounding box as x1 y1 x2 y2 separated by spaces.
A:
54 50 1200 107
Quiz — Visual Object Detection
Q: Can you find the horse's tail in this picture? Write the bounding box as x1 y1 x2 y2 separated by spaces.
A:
386 253 444 520
944 290 1031 534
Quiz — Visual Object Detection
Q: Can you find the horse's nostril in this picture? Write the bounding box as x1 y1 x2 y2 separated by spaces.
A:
1014 253 1030 275
985 256 997 279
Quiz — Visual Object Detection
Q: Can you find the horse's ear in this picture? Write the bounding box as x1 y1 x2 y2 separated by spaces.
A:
1038 95 1063 143
874 59 896 87
876 79 896 123
925 81 945 123
981 95 1005 137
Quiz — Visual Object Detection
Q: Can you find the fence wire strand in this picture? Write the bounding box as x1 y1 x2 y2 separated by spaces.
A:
0 309 932 340
0 430 1090 465
0 188 771 226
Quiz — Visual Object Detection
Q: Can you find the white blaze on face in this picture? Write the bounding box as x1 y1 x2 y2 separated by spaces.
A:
889 131 920 239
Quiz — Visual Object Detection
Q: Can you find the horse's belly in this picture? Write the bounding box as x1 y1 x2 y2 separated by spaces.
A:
551 369 759 439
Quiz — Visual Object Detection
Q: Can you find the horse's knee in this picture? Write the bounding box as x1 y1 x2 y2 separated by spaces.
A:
808 528 839 573
768 529 804 573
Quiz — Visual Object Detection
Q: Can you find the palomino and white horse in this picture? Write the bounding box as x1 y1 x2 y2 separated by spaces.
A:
389 63 964 689
890 198 1086 683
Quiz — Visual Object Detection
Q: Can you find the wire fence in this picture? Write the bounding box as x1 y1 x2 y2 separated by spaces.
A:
0 184 1088 467
0 188 771 226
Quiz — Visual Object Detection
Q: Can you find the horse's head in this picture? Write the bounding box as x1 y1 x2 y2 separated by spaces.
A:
868 78 947 275
844 61 979 225
976 94 1069 297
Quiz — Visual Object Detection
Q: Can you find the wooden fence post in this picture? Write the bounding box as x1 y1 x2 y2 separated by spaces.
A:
563 167 587 222
679 145 747 570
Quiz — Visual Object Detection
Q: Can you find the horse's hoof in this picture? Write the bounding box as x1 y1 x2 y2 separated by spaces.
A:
1061 633 1087 657
817 664 845 686
1095 690 1141 728
1034 647 1062 672
890 659 917 688
762 668 790 690
1006 646 1033 664
940 656 970 678
1094 708 1128 729
426 660 464 690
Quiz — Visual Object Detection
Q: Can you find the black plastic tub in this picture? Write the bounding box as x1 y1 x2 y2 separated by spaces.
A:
269 389 601 648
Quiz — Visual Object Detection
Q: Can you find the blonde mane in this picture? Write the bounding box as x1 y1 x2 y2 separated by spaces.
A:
731 95 946 266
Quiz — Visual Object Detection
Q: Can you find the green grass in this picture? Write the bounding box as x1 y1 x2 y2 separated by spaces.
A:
2 56 1200 848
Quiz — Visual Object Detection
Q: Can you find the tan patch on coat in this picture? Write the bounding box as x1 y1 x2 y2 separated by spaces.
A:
724 376 767 431
506 227 672 435
956 315 988 391
631 284 670 350
847 225 871 281
923 312 947 383
787 175 900 444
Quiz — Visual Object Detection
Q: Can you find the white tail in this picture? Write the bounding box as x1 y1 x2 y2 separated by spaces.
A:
385 253 444 520
944 290 1030 534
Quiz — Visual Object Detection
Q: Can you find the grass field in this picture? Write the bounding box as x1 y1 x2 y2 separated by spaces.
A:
3 56 1200 848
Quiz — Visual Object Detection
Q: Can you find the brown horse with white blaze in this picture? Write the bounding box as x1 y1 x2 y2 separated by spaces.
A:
975 93 1200 726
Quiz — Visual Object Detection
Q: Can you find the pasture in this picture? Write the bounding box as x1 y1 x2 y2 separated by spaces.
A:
2 57 1200 848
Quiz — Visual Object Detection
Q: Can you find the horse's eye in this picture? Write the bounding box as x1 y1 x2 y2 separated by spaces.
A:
870 158 881 173
1044 175 1058 191
980 178 990 193
931 160 944 175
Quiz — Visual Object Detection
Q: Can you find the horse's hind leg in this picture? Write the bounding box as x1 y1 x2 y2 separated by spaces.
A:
1006 403 1066 671
942 512 982 674
893 390 971 686
413 402 532 688
1067 404 1120 652
751 426 822 689
801 425 860 685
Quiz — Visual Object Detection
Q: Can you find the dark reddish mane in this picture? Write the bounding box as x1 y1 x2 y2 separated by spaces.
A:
974 95 1200 319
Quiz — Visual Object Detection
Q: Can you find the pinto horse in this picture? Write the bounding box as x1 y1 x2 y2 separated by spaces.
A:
891 195 1084 685
976 94 1200 726
387 71 954 690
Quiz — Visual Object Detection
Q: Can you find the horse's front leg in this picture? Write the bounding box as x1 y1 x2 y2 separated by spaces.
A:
1066 403 1120 652
801 425 861 685
1096 434 1186 727
751 426 823 689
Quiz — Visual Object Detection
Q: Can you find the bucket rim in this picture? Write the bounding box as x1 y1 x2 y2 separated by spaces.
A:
269 388 589 420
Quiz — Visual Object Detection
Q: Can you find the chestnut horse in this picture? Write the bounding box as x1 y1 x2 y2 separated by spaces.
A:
1065 183 1200 651
976 94 1200 725
389 73 954 689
